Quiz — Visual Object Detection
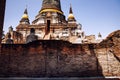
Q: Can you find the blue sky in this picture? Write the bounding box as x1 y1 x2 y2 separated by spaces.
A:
4 0 120 38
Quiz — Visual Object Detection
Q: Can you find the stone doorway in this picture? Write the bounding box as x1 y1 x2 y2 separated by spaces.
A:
46 20 51 34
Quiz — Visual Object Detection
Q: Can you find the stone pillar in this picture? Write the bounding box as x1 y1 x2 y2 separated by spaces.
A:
0 0 6 53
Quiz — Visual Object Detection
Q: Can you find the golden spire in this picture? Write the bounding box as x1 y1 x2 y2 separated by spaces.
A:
68 4 76 21
20 7 30 24
22 8 29 19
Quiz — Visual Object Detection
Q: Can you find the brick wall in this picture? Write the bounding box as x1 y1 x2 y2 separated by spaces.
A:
0 40 103 77
0 30 120 77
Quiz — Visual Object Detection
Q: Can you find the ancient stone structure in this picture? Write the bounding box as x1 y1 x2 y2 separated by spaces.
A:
0 0 120 79
0 41 102 77
0 30 120 77
95 30 120 76
2 26 23 44
3 0 102 44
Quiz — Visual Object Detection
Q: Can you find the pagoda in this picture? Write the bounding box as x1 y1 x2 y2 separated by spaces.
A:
16 0 80 43
3 0 101 44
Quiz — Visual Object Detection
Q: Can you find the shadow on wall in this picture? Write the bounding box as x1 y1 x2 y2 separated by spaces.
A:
0 40 104 77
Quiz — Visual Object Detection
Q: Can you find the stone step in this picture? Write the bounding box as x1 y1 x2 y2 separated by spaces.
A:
44 33 51 40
